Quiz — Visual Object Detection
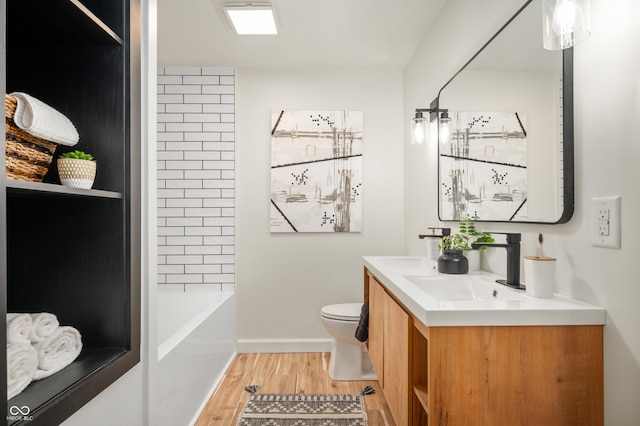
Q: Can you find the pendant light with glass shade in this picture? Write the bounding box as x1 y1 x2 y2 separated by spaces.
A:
542 0 591 50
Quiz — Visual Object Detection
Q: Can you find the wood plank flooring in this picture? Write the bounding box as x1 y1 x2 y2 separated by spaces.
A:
195 352 395 426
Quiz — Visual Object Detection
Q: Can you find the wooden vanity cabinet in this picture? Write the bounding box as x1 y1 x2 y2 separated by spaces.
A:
365 268 604 426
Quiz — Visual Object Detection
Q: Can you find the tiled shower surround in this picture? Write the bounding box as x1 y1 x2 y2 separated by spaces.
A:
157 67 235 291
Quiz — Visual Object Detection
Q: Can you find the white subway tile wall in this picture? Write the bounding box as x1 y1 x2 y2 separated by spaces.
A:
157 67 235 292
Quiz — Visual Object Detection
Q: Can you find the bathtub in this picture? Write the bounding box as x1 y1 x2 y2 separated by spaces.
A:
157 290 236 426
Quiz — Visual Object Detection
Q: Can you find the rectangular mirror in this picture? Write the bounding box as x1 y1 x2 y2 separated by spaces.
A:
437 0 574 223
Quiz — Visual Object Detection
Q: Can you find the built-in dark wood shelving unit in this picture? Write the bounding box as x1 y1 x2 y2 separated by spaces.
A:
7 180 123 199
7 0 123 46
1 0 140 424
8 349 126 425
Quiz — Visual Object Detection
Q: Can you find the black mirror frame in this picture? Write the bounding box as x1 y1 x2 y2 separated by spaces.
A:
435 0 574 224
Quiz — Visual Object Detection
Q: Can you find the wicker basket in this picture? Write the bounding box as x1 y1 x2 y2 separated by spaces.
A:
5 94 58 182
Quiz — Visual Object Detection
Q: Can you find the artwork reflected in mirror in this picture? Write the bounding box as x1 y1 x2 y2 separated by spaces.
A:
437 0 573 223
270 110 363 233
440 111 528 221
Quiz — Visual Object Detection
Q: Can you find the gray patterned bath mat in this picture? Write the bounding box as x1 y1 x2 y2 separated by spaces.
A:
236 393 367 426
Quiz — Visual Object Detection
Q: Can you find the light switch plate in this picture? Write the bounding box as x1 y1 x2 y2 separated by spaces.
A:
592 196 621 248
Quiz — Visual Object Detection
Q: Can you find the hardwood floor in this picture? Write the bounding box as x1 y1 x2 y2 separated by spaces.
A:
195 352 395 426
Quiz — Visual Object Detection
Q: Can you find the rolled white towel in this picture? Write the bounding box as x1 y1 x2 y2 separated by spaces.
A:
10 92 79 146
28 313 60 343
32 326 82 381
6 314 32 344
7 341 38 399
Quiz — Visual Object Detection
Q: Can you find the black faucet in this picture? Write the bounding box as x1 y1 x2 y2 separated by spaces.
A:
418 227 451 239
472 232 524 290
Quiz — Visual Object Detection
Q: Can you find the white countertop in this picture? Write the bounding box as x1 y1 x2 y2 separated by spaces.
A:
363 256 606 327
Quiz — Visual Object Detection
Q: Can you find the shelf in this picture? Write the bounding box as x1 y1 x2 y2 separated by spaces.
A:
414 384 429 415
6 179 123 199
7 0 123 46
7 348 127 426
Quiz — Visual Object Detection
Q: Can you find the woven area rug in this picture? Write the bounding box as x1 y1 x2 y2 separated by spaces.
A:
237 393 367 426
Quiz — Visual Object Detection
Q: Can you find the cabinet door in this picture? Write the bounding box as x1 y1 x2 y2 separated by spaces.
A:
367 273 411 426
383 288 411 426
367 275 386 388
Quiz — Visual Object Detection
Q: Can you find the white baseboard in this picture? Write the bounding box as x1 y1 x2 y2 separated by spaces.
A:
237 338 333 353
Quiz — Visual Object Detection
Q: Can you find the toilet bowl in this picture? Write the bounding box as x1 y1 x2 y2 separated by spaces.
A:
320 303 377 381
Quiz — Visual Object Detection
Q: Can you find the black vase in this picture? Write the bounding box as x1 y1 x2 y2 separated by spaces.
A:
437 249 469 274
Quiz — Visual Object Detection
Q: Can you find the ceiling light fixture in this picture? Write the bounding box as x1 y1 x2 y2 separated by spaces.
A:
224 2 278 35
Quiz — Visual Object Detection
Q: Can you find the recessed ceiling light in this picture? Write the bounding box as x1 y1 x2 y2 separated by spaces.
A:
224 3 278 35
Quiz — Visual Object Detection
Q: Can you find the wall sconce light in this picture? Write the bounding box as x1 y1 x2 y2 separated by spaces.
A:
542 0 591 50
411 111 428 145
439 111 451 145
224 2 278 35
411 108 449 145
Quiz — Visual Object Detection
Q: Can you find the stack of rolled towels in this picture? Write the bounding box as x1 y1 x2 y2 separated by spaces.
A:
6 313 82 399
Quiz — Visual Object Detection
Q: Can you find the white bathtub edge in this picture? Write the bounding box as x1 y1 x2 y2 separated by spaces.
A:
158 292 237 426
158 291 234 361
188 351 237 426
237 338 332 353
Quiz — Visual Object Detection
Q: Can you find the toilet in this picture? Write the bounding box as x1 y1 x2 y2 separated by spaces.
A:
320 303 377 381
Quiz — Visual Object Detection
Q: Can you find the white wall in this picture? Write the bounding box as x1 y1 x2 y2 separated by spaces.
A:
61 367 144 426
404 0 640 424
236 68 404 351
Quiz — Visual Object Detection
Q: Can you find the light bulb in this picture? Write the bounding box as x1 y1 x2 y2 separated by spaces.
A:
439 113 451 145
552 0 584 49
543 0 590 50
412 114 427 145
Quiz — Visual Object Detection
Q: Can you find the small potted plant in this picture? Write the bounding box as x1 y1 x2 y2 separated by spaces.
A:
57 150 96 189
438 215 493 274
437 233 470 274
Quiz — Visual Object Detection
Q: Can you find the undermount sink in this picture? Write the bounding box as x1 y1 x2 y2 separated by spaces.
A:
373 256 435 270
403 274 526 302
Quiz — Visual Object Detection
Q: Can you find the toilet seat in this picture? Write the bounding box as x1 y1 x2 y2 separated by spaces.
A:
320 303 362 321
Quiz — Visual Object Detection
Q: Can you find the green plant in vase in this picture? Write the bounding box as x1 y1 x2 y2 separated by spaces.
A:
438 215 494 274
439 215 494 251
459 215 494 249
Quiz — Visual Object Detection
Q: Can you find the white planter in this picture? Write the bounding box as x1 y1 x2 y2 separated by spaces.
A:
57 158 96 189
